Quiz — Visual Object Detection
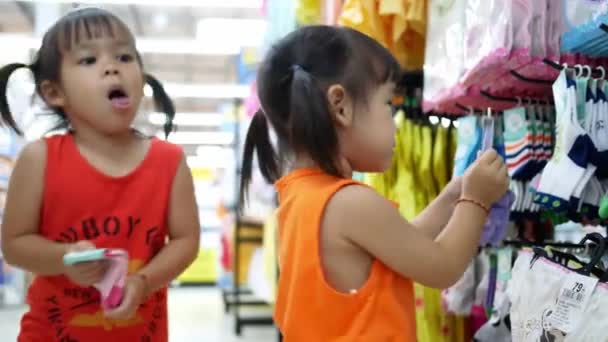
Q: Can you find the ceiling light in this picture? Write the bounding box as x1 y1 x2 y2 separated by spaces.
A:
145 83 250 99
0 34 242 56
160 131 234 145
149 112 225 126
15 0 262 9
197 18 267 47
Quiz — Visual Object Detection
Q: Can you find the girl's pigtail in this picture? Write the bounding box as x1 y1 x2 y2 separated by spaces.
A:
0 63 30 135
289 66 340 176
145 73 175 138
239 109 280 208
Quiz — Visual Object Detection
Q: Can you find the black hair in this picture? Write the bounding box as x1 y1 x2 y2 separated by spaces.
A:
239 25 401 205
0 7 175 138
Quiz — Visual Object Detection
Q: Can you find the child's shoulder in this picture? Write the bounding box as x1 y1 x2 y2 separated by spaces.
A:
18 138 47 161
151 137 183 155
328 183 391 213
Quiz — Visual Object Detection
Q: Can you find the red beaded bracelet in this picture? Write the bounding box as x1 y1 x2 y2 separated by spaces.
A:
456 197 490 214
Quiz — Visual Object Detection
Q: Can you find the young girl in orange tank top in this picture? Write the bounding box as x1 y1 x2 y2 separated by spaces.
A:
0 8 199 341
240 26 510 341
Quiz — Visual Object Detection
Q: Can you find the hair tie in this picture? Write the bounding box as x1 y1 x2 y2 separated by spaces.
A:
290 64 304 73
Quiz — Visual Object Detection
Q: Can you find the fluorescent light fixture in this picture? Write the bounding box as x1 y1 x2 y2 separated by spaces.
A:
145 83 250 99
15 0 262 9
160 131 234 145
0 34 243 56
149 112 224 126
187 155 234 169
197 18 267 47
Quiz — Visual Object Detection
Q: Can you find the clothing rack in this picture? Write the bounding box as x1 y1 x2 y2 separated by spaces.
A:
502 239 589 249
479 90 553 105
229 217 274 336
219 98 279 338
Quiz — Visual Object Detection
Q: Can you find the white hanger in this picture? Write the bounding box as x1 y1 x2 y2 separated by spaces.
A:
575 64 584 78
597 66 606 80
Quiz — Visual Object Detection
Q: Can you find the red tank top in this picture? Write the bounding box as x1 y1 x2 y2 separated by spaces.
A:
19 134 182 342
274 169 417 341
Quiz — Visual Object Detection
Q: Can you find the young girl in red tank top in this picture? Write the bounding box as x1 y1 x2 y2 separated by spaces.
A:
0 8 199 342
240 26 511 340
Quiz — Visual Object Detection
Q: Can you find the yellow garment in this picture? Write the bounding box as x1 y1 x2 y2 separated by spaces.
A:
262 210 278 303
411 122 427 213
413 121 466 342
296 0 323 25
420 125 438 200
338 0 427 70
433 124 450 191
394 113 417 219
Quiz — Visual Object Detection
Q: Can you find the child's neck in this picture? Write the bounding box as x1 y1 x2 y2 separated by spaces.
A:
71 126 141 157
292 154 353 178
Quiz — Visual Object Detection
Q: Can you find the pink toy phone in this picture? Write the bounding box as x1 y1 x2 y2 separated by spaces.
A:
63 248 128 310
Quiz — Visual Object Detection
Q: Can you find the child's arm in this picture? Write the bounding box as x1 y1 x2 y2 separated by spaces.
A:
1 141 70 275
133 154 200 296
330 151 508 289
410 177 461 239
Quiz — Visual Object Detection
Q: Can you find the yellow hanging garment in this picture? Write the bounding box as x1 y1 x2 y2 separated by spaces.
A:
392 112 416 219
433 124 450 191
379 0 427 69
296 0 323 25
420 125 438 200
413 120 468 342
262 210 278 303
339 0 426 70
411 122 427 214
339 0 388 47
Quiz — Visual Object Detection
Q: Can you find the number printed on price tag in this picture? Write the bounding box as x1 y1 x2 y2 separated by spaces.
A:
548 272 598 333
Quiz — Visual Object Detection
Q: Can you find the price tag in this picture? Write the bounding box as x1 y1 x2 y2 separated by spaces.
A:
548 272 598 333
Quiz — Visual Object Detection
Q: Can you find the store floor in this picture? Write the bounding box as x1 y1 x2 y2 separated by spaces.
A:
0 287 278 341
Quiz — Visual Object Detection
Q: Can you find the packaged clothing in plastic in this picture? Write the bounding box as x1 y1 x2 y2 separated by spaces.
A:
423 0 466 111
508 250 608 342
461 0 512 87
453 115 481 177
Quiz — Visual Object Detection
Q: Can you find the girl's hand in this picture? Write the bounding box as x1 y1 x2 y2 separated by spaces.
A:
104 274 147 321
63 241 107 287
463 149 509 207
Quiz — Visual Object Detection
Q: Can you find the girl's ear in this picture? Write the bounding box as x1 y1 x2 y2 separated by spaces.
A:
39 80 66 108
327 84 353 128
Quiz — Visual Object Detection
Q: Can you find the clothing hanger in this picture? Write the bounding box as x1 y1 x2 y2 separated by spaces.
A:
530 233 607 277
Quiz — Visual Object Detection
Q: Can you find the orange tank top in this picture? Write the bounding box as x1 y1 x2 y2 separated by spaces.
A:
19 133 182 342
274 168 417 341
